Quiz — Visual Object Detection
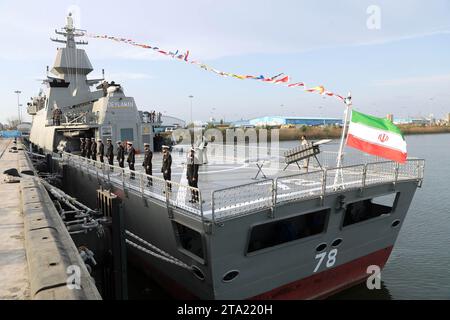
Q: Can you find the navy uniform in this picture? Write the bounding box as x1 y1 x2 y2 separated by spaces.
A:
142 143 153 186
86 138 92 159
187 148 200 202
116 141 125 168
161 146 172 191
106 139 114 166
91 138 97 161
80 138 86 157
127 142 136 179
98 139 105 163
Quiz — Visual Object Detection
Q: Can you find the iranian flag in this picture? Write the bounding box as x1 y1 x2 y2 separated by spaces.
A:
346 110 407 163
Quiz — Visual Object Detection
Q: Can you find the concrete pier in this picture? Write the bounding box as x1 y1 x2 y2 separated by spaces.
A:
0 139 30 299
0 138 101 300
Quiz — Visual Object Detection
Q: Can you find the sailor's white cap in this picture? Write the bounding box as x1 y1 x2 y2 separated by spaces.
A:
106 138 112 141
91 137 95 140
80 138 84 140
127 141 133 145
162 145 169 149
116 141 122 144
97 139 102 142
144 143 150 147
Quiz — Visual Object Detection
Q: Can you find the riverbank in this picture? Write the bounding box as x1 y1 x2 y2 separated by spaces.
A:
166 125 450 143
278 125 450 140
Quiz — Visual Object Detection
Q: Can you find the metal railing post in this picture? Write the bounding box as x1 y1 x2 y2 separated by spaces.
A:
394 162 399 185
320 169 327 206
360 164 367 196
165 181 173 219
270 179 277 219
211 191 216 226
139 173 144 197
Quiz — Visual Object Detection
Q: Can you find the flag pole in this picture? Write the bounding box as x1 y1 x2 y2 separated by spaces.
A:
333 93 352 187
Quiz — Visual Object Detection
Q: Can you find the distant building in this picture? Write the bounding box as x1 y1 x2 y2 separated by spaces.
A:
154 115 186 133
17 122 32 137
246 116 343 127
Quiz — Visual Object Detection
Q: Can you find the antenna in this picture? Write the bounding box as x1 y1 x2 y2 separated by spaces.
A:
102 69 105 80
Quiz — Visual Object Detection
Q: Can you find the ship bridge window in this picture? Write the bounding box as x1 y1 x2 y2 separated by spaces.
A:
343 193 399 227
247 209 329 254
174 223 204 260
120 128 134 142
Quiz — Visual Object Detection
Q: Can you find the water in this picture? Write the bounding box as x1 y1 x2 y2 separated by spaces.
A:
129 134 450 300
330 133 450 299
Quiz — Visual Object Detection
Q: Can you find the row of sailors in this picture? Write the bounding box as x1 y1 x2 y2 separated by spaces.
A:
79 137 199 202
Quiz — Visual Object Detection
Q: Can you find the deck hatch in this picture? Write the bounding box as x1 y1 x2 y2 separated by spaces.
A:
343 192 399 227
247 209 329 253
174 222 205 260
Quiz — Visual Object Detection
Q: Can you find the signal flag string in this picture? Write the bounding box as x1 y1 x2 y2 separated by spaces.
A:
85 33 345 103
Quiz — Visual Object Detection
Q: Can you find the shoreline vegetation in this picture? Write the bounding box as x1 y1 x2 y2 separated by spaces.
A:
168 124 450 143
277 124 450 140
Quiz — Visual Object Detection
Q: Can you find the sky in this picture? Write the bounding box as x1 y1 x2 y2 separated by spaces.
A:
0 0 450 124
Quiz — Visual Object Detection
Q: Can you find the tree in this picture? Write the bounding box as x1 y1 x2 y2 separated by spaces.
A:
6 118 20 130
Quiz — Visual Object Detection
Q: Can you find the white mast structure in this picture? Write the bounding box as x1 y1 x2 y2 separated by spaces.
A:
333 93 353 188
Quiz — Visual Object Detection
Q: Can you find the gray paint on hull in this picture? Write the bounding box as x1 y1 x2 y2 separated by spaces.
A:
62 163 418 299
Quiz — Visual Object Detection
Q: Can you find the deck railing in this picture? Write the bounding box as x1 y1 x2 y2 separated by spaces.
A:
210 159 425 223
61 153 203 219
61 152 424 226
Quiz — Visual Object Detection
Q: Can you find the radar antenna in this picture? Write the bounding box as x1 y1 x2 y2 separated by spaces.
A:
50 13 88 48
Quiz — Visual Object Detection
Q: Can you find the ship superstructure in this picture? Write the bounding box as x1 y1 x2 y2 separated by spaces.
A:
27 14 159 153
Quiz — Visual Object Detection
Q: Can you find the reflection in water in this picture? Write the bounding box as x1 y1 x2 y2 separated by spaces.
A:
127 263 171 300
328 281 392 300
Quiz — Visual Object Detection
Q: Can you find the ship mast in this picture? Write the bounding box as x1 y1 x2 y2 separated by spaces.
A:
50 13 87 48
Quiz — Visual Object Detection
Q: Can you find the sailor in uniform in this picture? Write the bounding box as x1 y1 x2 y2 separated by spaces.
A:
186 147 200 203
161 145 172 192
106 138 114 167
91 138 97 161
80 138 86 157
142 143 153 186
98 139 105 163
86 137 92 159
116 141 125 168
127 141 136 179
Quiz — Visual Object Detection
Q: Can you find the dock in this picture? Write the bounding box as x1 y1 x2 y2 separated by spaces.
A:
0 138 101 300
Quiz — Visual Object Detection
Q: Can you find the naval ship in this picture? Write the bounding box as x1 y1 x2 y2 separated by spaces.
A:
27 14 159 153
26 15 425 299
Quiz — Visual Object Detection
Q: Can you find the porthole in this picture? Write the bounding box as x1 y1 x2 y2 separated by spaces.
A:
222 270 240 283
316 243 327 252
192 265 205 281
331 238 343 247
391 220 401 228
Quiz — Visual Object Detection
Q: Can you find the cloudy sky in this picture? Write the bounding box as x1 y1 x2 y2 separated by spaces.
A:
1 0 449 124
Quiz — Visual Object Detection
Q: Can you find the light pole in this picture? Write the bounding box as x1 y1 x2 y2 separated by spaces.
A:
188 95 194 126
14 90 21 123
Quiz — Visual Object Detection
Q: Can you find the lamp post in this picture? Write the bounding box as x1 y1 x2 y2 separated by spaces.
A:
14 90 21 123
188 95 194 126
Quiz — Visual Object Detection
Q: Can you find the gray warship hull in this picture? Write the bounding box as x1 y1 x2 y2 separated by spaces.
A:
59 152 423 299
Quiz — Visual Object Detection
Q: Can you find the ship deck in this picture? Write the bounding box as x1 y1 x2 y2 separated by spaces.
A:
60 146 424 223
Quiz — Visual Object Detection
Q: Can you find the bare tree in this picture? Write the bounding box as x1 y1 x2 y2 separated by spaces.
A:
6 117 20 129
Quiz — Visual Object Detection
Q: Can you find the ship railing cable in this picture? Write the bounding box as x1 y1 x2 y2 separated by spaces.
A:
125 230 193 272
210 158 425 223
62 152 204 217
